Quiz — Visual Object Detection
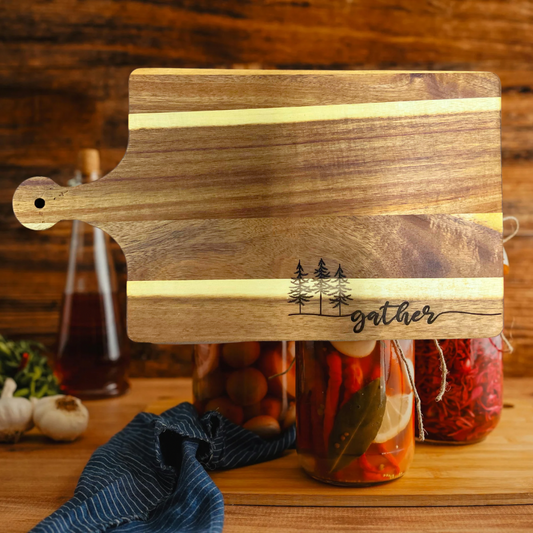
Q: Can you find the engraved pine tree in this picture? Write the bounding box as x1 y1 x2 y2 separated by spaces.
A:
288 260 312 314
329 263 353 316
312 258 333 316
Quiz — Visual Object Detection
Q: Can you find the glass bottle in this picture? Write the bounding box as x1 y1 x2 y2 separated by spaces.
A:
415 337 503 444
55 149 130 399
296 340 414 485
192 342 296 438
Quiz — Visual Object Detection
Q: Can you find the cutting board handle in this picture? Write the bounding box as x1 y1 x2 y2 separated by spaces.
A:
13 176 101 230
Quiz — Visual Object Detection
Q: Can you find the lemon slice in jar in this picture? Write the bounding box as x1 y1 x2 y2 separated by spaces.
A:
374 358 414 443
374 392 413 443
330 341 376 358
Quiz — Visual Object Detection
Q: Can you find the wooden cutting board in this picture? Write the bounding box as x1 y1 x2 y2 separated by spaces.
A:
147 384 533 507
12 69 503 343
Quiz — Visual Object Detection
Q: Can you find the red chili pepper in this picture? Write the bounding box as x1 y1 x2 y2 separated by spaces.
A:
323 352 343 449
341 360 364 407
358 453 381 473
370 360 381 382
362 470 387 482
18 352 30 372
358 454 387 482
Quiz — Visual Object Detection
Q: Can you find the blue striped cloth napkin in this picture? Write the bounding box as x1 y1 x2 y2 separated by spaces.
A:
31 403 295 533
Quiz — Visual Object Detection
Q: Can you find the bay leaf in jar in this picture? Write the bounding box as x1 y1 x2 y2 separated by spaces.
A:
327 378 386 474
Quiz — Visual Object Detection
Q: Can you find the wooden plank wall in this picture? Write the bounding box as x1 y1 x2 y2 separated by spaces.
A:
0 0 531 376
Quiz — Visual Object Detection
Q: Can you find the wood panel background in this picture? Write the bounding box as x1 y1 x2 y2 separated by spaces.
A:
0 0 531 374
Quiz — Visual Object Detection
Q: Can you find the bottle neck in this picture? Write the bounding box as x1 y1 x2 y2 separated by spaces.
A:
82 170 100 184
65 221 116 294
68 169 100 187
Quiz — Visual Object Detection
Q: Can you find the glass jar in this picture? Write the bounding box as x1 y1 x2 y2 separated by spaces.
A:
192 341 296 439
415 337 503 444
296 340 415 485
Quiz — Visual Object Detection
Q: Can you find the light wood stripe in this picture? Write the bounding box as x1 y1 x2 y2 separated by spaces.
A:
457 213 502 232
127 278 503 300
24 222 56 231
128 97 500 131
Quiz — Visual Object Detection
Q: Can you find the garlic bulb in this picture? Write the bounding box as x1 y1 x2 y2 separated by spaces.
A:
33 395 89 441
0 378 34 443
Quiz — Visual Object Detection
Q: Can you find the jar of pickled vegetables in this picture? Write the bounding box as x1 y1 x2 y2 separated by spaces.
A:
296 340 415 485
415 337 503 444
192 342 296 439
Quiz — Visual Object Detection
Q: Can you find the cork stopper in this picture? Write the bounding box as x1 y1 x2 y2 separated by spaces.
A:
78 149 100 182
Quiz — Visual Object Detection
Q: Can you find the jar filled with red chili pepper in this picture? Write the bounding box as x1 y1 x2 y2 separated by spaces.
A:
192 342 296 439
296 340 415 485
415 337 503 444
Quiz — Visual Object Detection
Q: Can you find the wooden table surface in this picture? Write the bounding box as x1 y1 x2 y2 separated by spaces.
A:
2 378 532 533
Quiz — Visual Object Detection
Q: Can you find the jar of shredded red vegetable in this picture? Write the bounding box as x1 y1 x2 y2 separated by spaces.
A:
415 337 503 444
296 340 415 485
192 342 296 439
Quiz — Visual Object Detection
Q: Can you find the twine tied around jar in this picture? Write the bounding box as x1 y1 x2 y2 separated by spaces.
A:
392 340 426 441
503 215 519 244
500 215 519 354
432 339 448 402
501 332 514 353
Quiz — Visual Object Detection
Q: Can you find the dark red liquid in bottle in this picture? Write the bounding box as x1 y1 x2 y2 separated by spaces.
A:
56 292 130 398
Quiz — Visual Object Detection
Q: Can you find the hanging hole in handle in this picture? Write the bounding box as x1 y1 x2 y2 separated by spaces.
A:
34 198 45 209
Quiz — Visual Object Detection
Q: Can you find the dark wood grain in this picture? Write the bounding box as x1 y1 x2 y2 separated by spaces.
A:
105 215 502 282
128 295 503 344
223 505 533 533
1 1 533 68
129 70 500 113
0 0 531 372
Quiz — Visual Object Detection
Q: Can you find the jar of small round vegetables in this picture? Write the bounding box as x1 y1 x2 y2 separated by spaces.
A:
415 337 503 444
192 342 296 439
296 340 415 485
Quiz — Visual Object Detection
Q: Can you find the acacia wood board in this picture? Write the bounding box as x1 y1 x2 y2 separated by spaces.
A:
12 69 503 343
147 387 533 507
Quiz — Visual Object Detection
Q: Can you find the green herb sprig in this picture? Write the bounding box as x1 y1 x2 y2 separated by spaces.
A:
0 335 60 398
